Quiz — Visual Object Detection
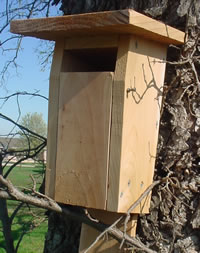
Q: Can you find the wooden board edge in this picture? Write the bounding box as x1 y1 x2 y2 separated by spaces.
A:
128 9 185 45
10 9 184 45
45 40 65 198
106 35 131 212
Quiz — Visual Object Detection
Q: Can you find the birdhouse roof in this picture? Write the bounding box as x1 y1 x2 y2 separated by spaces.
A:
10 9 184 45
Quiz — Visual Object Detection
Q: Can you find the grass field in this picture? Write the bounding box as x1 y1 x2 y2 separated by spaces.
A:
0 163 48 253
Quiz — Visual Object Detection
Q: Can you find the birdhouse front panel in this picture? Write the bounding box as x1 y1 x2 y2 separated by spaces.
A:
55 72 113 209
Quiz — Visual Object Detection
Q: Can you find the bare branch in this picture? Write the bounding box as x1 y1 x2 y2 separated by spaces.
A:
0 175 162 252
0 91 48 105
0 113 46 141
84 180 162 253
10 202 24 223
4 141 46 178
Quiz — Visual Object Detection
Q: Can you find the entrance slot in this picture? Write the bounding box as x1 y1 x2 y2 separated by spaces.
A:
61 47 117 72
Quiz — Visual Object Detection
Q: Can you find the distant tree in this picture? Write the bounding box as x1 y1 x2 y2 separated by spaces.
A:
18 112 47 158
0 110 47 253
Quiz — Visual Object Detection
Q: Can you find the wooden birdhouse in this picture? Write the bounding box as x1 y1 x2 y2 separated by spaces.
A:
11 9 184 252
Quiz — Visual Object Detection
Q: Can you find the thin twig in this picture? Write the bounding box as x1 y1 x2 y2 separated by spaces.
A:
0 175 161 253
84 180 162 253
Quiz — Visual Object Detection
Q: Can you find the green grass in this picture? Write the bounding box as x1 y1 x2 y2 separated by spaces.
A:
5 164 45 189
0 164 48 253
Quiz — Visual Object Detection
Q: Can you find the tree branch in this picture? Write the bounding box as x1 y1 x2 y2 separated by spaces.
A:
0 175 161 252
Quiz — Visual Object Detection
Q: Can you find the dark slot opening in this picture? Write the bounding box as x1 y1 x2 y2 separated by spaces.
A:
61 47 117 72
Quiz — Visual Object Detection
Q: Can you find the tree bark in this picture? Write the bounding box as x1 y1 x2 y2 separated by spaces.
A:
44 212 81 253
0 199 15 253
45 0 200 252
53 0 200 29
0 153 15 253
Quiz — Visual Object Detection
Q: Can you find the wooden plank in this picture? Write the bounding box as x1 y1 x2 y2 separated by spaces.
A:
118 37 167 213
10 9 184 45
107 35 131 212
54 72 113 209
45 40 65 198
107 35 167 213
79 210 138 252
65 35 118 50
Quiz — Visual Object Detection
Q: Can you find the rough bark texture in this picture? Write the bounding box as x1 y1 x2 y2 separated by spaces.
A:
138 30 200 251
45 0 200 252
52 0 200 29
44 212 81 253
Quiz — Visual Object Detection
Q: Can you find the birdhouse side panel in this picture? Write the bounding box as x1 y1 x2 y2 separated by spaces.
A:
45 40 65 198
118 37 167 213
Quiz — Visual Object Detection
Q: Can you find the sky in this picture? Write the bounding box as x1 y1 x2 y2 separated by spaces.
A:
0 1 61 136
0 37 52 134
0 36 52 135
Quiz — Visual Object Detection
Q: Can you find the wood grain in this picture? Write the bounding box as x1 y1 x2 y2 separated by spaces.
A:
54 72 113 209
79 210 138 253
65 35 118 50
107 35 131 212
10 9 184 45
45 40 65 198
107 35 167 213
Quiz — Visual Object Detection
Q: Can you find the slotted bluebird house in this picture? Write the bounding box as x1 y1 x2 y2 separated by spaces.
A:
11 9 184 252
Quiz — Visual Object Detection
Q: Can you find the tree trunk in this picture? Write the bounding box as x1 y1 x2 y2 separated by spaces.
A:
44 212 81 253
0 199 15 253
45 0 200 252
54 0 200 29
0 154 15 253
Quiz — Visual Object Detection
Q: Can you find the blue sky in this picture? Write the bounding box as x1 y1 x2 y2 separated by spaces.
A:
0 37 52 135
0 1 61 136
